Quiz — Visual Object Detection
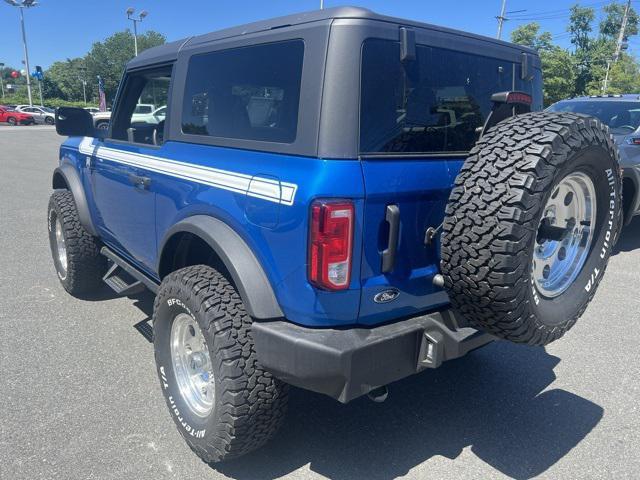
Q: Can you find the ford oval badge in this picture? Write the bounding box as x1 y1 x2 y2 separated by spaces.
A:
374 289 400 304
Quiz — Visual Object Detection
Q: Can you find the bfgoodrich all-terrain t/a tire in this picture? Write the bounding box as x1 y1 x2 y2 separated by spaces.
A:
47 190 106 295
441 112 623 346
153 265 288 463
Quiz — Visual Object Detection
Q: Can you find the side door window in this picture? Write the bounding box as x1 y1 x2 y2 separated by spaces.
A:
109 66 172 146
88 65 173 269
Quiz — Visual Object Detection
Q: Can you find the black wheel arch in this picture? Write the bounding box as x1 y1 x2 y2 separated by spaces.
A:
622 168 640 225
51 164 98 236
158 215 284 320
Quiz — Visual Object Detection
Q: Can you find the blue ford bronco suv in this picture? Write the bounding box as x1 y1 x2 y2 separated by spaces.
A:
48 7 623 463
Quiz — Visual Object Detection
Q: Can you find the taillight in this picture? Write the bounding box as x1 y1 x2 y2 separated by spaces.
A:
627 137 640 145
308 199 354 291
505 92 532 105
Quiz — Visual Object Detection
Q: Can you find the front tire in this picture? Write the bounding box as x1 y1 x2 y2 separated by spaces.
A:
441 112 623 346
7 117 16 126
153 265 288 463
45 116 54 125
47 191 106 295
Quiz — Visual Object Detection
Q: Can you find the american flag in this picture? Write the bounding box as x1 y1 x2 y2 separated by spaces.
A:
97 76 107 112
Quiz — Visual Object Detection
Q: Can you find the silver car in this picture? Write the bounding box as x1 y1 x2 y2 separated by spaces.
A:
15 105 55 125
548 94 640 226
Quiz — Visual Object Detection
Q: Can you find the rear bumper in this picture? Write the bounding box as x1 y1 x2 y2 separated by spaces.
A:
253 310 494 403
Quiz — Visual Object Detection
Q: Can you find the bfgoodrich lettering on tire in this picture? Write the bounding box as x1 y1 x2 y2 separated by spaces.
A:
440 112 623 346
153 265 288 463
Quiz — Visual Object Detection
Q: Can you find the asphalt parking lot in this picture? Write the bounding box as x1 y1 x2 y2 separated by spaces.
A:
1 125 639 480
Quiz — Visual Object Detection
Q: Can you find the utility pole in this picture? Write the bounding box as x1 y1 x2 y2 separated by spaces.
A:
496 0 507 40
0 62 5 98
603 0 632 93
613 0 631 62
320 0 324 9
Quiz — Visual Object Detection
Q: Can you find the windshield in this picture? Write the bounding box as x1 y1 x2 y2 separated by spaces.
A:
43 107 55 113
548 100 640 134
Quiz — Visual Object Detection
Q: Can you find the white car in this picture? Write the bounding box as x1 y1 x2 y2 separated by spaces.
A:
93 104 162 130
15 105 55 125
84 107 100 115
132 106 166 124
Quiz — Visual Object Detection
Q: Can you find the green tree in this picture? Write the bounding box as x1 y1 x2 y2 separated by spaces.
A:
511 23 574 106
597 53 640 94
510 22 553 51
569 4 595 51
540 48 578 105
600 2 639 39
84 30 165 105
45 58 87 101
569 4 597 95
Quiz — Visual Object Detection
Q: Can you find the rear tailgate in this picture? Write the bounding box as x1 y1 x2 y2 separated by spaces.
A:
358 157 456 325
356 36 538 325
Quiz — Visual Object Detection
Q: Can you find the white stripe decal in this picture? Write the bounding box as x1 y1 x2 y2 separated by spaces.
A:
78 137 297 206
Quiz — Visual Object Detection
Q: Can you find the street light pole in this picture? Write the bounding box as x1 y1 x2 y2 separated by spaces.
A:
79 66 87 105
126 8 148 56
19 6 33 105
0 62 5 98
5 1 38 106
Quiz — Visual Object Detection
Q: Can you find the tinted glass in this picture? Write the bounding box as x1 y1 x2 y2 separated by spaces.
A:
111 67 172 145
182 40 304 144
547 100 640 135
360 40 517 154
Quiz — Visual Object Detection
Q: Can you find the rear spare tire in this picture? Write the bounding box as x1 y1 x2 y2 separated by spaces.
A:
441 112 623 346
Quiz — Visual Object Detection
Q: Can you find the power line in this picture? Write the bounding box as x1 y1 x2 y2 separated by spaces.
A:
508 1 611 19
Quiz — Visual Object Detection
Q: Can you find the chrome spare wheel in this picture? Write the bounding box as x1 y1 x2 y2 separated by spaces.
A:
54 217 68 276
533 171 597 298
170 313 215 417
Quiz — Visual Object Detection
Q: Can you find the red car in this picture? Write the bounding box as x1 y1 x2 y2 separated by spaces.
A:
0 105 35 126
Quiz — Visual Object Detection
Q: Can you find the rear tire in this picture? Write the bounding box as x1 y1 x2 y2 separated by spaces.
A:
47 191 106 295
7 117 16 126
441 112 623 346
153 265 288 463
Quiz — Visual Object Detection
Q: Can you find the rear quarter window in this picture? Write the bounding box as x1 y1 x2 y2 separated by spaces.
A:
181 40 304 144
360 39 518 155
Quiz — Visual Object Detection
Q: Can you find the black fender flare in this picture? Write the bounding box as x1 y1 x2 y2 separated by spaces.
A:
52 164 98 236
158 215 284 320
623 167 640 225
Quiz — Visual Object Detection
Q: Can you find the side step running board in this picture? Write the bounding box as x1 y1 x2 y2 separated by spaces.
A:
100 247 160 295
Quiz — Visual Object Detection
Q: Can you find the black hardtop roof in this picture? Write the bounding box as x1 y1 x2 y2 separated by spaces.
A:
128 6 535 70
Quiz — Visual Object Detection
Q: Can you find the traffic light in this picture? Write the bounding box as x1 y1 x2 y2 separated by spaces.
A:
33 65 43 81
621 37 629 51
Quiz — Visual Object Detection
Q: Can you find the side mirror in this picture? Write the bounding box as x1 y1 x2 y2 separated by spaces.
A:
55 107 95 137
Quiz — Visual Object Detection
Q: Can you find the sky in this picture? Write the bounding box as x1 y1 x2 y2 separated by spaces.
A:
0 0 637 71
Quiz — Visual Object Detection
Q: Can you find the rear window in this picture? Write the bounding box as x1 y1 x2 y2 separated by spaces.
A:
181 40 304 144
547 100 640 135
360 39 521 154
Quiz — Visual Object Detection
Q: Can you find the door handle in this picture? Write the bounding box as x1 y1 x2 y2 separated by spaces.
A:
381 204 400 273
128 173 151 189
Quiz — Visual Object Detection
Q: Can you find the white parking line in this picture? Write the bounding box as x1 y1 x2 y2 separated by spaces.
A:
0 125 56 132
